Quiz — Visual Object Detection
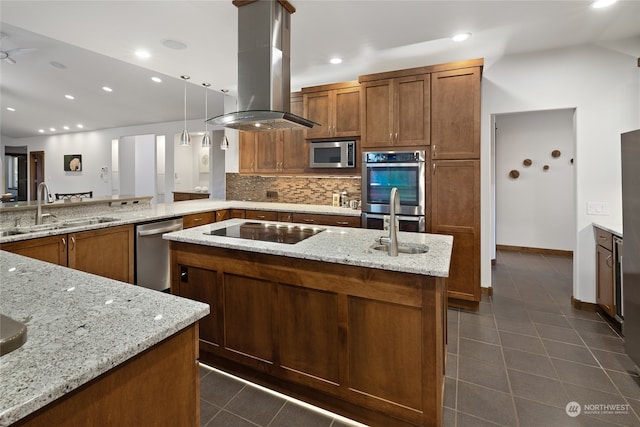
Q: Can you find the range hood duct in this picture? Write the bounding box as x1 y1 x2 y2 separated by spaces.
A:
207 0 317 132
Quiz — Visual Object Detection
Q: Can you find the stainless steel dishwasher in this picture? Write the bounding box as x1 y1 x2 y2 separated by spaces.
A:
135 217 183 292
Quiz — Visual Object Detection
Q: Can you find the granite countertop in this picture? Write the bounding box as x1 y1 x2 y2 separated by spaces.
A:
593 222 623 238
0 195 153 213
0 251 210 426
163 218 454 277
0 200 361 244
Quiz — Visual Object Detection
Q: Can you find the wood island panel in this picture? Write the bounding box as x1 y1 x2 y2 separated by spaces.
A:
170 241 446 427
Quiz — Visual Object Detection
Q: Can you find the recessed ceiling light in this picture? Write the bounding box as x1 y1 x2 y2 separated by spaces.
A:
77 124 84 129
330 57 343 65
49 128 56 132
592 0 617 8
65 94 75 100
63 126 70 130
102 86 113 92
6 107 15 112
50 61 67 69
452 33 471 42
135 49 151 59
38 129 45 133
151 76 162 83
161 39 187 50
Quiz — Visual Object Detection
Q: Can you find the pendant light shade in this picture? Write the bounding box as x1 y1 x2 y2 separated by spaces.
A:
180 75 191 146
201 83 211 147
220 135 229 150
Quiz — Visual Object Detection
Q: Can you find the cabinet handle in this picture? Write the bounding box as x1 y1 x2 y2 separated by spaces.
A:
70 236 76 251
193 218 202 222
599 236 608 240
395 132 398 142
257 215 266 219
389 133 393 143
433 163 436 174
606 254 613 268
336 221 349 226
304 219 315 223
433 145 436 157
61 237 66 251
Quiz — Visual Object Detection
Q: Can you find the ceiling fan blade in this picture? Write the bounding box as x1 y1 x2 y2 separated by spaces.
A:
4 56 17 64
7 47 36 57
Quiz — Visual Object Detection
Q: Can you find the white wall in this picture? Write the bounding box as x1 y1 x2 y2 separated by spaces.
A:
495 109 575 251
483 43 640 303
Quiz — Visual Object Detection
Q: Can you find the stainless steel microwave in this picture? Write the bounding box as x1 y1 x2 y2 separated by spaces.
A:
309 140 355 168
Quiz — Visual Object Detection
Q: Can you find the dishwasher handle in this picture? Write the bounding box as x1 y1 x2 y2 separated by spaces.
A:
137 224 183 237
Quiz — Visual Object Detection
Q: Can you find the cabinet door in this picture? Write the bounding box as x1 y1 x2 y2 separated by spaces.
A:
215 210 230 222
1 235 67 266
596 245 615 317
361 79 394 148
239 132 256 174
68 225 134 283
245 210 279 221
291 213 360 228
334 87 361 137
176 265 219 346
255 132 281 173
432 160 480 301
230 209 246 219
282 130 307 173
431 67 481 159
304 91 332 139
396 75 430 146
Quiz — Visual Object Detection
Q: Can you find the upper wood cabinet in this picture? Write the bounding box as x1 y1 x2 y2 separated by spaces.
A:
303 82 360 139
239 93 307 175
431 67 481 159
360 74 430 148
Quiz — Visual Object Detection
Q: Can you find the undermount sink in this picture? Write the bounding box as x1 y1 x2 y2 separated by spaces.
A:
60 216 119 227
370 242 429 255
1 314 27 356
0 230 29 237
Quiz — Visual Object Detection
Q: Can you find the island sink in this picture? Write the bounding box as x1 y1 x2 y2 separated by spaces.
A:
371 242 429 255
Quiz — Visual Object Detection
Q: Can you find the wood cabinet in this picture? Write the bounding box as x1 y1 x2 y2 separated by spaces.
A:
2 225 135 283
14 324 200 427
170 242 446 427
67 225 134 283
215 209 230 222
595 227 615 317
239 93 307 175
432 160 480 302
360 74 430 147
291 213 361 228
182 211 216 229
303 82 360 139
245 210 279 221
172 191 209 201
431 67 481 159
230 209 246 219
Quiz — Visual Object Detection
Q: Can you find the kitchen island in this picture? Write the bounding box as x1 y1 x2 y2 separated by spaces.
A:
165 219 453 427
0 251 209 427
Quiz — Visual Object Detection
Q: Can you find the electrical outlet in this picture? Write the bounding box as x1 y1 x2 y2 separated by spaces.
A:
266 191 278 199
587 201 609 215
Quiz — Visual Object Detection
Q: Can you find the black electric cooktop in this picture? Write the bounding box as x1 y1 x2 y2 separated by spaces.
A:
205 222 325 244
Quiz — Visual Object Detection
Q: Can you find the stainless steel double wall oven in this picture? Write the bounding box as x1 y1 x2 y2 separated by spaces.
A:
361 150 427 232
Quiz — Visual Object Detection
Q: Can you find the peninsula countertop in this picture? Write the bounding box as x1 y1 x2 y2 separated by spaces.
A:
0 251 210 427
163 218 453 277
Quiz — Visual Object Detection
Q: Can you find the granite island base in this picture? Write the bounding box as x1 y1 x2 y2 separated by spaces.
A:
166 220 453 427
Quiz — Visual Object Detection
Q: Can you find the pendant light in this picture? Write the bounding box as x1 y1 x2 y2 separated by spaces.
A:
201 83 211 147
220 89 229 150
180 75 191 146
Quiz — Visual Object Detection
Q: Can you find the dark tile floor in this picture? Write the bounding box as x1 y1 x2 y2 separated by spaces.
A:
199 250 640 426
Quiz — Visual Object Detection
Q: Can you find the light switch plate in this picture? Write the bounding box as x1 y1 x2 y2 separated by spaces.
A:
587 201 609 215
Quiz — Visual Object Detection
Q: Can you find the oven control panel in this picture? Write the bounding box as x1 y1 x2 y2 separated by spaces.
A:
364 151 425 163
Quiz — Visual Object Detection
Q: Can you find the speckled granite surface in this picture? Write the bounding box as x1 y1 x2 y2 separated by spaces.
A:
164 218 454 277
0 251 209 426
0 199 361 243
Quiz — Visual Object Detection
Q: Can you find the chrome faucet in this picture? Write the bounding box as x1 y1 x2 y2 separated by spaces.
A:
36 182 53 225
379 187 400 256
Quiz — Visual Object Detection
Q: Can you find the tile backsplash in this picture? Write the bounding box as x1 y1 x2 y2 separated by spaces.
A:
226 173 361 206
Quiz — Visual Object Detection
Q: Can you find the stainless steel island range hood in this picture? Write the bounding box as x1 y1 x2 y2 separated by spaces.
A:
208 0 317 132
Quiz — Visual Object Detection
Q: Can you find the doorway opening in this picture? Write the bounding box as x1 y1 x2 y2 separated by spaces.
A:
3 146 28 201
29 151 45 201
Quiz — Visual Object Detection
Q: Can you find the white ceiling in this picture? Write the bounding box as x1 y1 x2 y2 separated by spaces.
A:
1 0 639 139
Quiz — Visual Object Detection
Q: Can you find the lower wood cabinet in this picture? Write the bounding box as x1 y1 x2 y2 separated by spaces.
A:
290 213 361 227
172 191 210 201
244 210 279 221
431 159 480 303
1 225 135 283
170 242 446 427
595 227 615 317
182 211 216 229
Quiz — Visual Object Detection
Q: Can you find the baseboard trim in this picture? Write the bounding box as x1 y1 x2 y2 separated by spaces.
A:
496 245 573 257
571 296 599 312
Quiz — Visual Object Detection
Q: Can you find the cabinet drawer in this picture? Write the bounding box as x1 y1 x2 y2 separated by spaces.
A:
291 213 360 228
595 227 613 251
245 210 279 221
183 212 216 229
230 209 246 219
